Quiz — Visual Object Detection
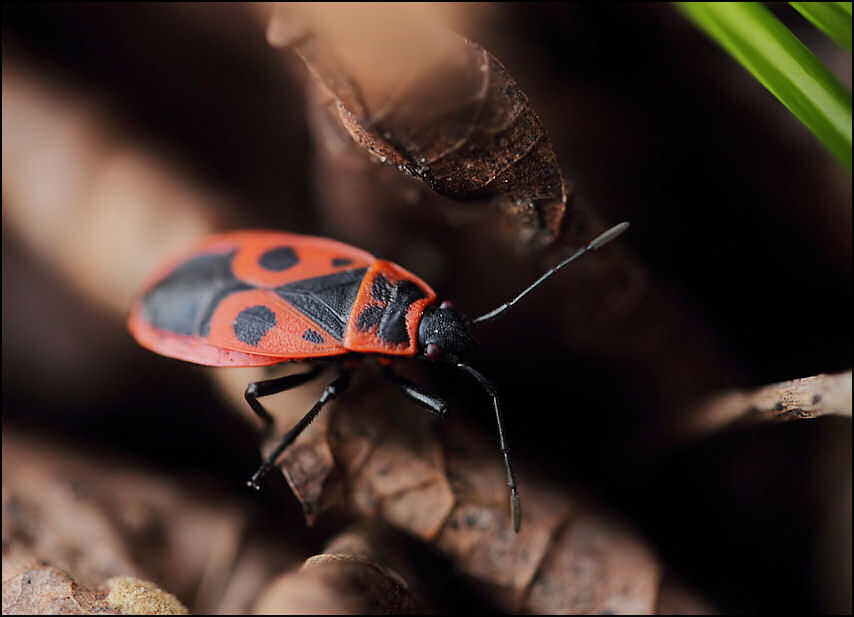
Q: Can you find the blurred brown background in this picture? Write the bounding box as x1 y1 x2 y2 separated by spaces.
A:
2 3 851 614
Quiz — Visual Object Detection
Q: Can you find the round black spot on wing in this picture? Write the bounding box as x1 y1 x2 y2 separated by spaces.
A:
332 257 353 267
233 305 276 346
303 329 324 344
259 246 299 271
371 274 392 303
356 305 383 331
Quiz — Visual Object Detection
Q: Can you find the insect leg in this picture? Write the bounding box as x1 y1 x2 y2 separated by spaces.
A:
380 363 448 417
247 368 351 490
245 364 324 434
482 381 520 532
457 362 521 532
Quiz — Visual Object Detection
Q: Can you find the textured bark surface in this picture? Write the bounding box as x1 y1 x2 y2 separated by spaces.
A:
684 370 853 439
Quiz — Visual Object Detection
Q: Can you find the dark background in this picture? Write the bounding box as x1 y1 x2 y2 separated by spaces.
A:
3 3 851 613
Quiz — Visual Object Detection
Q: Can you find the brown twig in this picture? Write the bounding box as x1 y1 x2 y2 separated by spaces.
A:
682 371 852 442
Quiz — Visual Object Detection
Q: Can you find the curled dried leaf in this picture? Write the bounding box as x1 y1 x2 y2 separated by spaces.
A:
265 3 567 246
254 529 419 614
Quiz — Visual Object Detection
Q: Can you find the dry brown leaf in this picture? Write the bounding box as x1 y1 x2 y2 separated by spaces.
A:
214 365 670 613
2 560 118 615
1 558 188 615
525 514 661 614
253 529 419 614
1 430 302 614
265 3 567 246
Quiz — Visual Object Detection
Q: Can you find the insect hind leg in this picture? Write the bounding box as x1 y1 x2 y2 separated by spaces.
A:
245 364 324 436
247 368 351 490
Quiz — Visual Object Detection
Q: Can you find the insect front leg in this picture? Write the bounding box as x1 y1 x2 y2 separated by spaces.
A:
247 367 351 490
380 362 448 417
244 364 324 436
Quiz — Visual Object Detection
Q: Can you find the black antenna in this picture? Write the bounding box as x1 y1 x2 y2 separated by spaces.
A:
456 362 521 532
470 222 629 326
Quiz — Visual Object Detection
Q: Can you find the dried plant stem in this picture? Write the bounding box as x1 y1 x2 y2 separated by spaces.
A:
684 370 852 440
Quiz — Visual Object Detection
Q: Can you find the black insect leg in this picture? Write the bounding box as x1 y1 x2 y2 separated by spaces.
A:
247 368 351 490
380 363 448 417
245 364 324 436
482 380 520 532
457 362 521 532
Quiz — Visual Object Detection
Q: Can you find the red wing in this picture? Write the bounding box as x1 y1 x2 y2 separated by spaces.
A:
129 304 286 367
137 230 376 291
203 288 350 358
224 230 375 286
129 230 376 365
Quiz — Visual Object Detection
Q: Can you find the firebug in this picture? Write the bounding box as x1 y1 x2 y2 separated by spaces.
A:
128 223 629 531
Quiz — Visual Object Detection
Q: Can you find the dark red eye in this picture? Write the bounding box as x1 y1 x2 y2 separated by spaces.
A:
440 300 455 310
425 343 441 361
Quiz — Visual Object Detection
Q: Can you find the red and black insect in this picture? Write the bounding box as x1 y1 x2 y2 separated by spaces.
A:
128 223 629 531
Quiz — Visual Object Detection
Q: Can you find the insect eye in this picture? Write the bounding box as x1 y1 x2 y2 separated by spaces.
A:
440 300 455 310
425 343 441 361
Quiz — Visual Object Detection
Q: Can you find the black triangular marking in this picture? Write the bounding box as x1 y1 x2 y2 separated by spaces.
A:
275 268 368 340
303 328 324 344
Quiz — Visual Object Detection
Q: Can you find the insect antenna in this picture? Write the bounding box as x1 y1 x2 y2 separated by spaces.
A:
470 221 629 326
456 362 522 532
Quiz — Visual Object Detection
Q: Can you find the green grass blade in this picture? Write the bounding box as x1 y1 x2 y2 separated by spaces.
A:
790 2 852 50
675 2 852 171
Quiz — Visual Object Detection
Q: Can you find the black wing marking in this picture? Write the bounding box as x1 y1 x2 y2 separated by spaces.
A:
142 250 252 337
275 268 368 340
377 281 426 344
233 305 277 346
259 246 299 271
